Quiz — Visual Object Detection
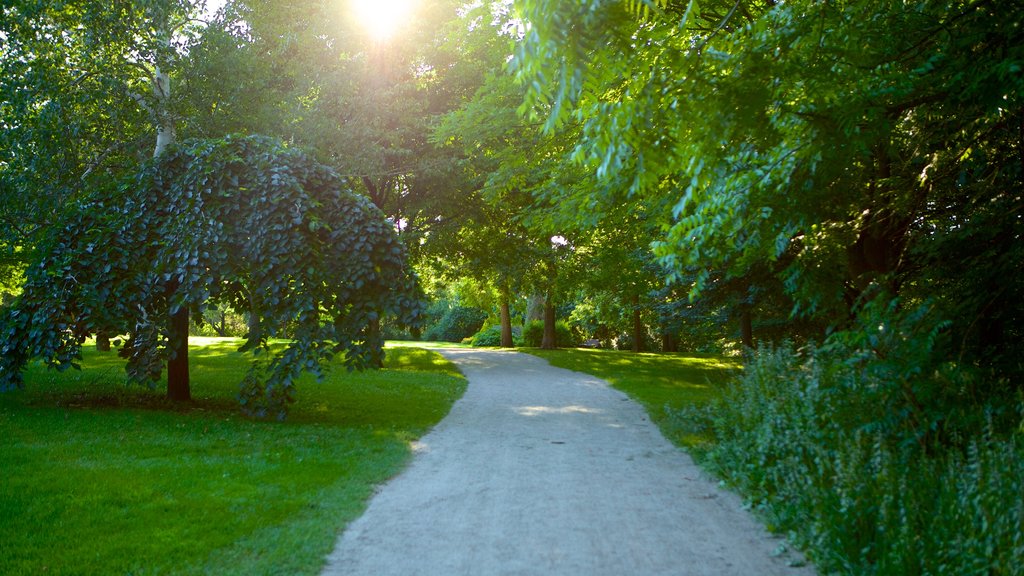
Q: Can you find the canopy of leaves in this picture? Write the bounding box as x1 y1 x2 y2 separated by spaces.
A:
0 134 423 418
513 0 1024 373
0 0 204 247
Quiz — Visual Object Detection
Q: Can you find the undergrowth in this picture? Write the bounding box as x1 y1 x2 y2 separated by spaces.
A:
704 343 1024 575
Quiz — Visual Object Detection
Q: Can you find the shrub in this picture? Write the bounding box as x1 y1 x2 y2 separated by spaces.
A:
470 325 501 347
471 325 524 347
612 330 657 352
522 320 577 348
704 341 1024 575
423 306 487 343
522 321 542 347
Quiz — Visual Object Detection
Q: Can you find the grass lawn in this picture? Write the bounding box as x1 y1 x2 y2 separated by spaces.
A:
0 338 466 575
525 348 739 454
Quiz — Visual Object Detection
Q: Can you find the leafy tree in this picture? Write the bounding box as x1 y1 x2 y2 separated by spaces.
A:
513 0 1024 380
0 135 423 419
0 0 209 254
432 3 599 349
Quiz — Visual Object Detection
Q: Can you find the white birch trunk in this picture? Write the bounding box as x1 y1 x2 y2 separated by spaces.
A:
152 66 175 157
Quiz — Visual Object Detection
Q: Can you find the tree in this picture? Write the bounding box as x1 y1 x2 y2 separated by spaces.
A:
431 0 610 349
513 0 1024 377
0 0 209 255
0 135 423 418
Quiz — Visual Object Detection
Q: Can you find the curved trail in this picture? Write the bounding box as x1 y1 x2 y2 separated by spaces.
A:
321 349 812 576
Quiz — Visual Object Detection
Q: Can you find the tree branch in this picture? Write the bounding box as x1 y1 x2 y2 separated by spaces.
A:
695 0 742 51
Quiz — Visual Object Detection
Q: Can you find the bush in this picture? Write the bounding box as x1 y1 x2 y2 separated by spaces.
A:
423 306 487 343
522 320 577 348
703 342 1024 575
612 330 657 352
470 325 502 347
470 325 524 347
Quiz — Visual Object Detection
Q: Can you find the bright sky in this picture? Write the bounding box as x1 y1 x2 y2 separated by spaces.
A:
202 0 227 19
349 0 416 41
203 0 414 42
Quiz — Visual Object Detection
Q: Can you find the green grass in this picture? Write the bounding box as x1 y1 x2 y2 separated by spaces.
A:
0 338 466 575
525 348 739 453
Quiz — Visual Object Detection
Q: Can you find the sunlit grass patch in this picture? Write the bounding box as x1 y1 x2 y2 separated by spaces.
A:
0 339 466 575
525 347 738 453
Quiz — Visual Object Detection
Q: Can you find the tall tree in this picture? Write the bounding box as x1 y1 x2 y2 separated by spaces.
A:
513 0 1024 377
0 0 208 251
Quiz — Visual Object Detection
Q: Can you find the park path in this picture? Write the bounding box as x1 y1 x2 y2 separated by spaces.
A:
321 348 813 576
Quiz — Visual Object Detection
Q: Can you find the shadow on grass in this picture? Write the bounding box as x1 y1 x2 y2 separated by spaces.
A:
12 339 464 424
0 339 467 575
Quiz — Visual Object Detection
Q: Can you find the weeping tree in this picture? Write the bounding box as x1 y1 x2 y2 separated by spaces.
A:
0 134 424 419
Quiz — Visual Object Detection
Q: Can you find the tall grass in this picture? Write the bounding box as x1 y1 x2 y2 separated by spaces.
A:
706 344 1024 575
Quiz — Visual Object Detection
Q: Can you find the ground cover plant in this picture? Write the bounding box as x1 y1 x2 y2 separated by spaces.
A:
705 343 1024 576
0 338 465 575
525 348 738 453
530 343 1024 574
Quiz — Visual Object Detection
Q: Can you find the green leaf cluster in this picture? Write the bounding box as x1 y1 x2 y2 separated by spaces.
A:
0 134 423 418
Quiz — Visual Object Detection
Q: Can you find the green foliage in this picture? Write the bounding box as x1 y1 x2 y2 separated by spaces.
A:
0 135 424 418
0 341 466 575
423 304 487 343
191 306 248 338
522 319 577 348
513 0 1024 363
470 325 502 347
705 342 1024 575
521 320 542 347
0 0 204 250
610 329 655 353
469 324 522 347
0 244 25 306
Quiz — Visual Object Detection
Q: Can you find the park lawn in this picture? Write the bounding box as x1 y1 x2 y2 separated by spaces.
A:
0 338 466 576
525 348 739 454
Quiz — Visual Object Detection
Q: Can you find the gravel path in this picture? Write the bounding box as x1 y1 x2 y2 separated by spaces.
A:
321 348 813 576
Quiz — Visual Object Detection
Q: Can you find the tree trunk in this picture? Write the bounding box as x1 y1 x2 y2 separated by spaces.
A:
541 295 557 349
740 307 754 350
845 147 914 305
212 309 228 337
96 331 111 352
499 292 514 348
166 283 191 402
525 293 545 324
368 316 384 368
247 309 260 341
152 66 175 158
632 292 643 353
662 332 678 353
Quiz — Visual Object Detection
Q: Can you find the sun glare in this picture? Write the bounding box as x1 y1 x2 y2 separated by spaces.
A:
350 0 415 41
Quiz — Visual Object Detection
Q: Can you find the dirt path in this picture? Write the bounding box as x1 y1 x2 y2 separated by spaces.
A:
321 348 813 576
